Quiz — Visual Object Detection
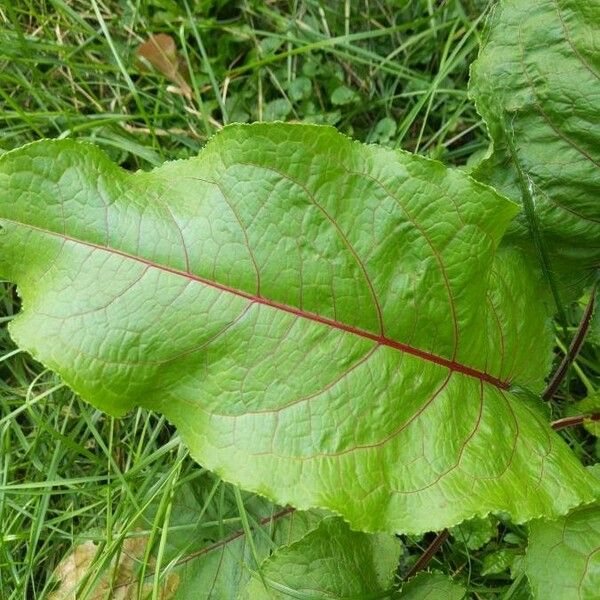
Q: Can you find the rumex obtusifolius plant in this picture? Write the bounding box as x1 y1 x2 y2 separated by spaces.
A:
1 0 599 598
1 124 594 533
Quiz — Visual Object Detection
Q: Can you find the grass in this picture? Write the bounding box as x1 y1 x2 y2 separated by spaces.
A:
0 1 597 598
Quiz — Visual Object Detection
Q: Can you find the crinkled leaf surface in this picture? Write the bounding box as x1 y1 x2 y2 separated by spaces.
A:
397 572 465 600
470 0 600 278
525 502 600 599
0 123 596 534
243 517 400 599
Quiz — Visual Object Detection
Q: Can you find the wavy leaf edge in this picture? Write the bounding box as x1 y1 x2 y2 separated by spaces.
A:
1 123 597 537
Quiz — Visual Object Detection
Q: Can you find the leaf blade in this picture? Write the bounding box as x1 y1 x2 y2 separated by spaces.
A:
0 124 596 534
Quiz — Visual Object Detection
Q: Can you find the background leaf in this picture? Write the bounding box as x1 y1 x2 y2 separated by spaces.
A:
449 516 498 551
397 571 465 600
525 494 600 598
470 0 600 294
243 517 400 599
49 480 324 600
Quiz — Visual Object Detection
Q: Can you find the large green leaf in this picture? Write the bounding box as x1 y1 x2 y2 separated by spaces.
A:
470 0 600 285
0 124 596 534
243 517 400 599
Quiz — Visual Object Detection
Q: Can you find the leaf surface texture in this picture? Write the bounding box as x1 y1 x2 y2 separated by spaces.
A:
0 124 596 533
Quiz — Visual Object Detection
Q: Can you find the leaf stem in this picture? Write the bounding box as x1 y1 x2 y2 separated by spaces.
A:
543 286 596 400
551 413 600 431
405 529 449 579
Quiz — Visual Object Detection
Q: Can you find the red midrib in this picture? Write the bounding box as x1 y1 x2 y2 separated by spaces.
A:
8 219 509 390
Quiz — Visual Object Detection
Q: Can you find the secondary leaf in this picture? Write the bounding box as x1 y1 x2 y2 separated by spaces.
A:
243 517 400 599
481 548 520 576
50 481 324 600
398 572 465 600
470 0 600 290
148 485 324 600
525 502 600 599
449 516 497 550
0 123 596 535
162 507 322 600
